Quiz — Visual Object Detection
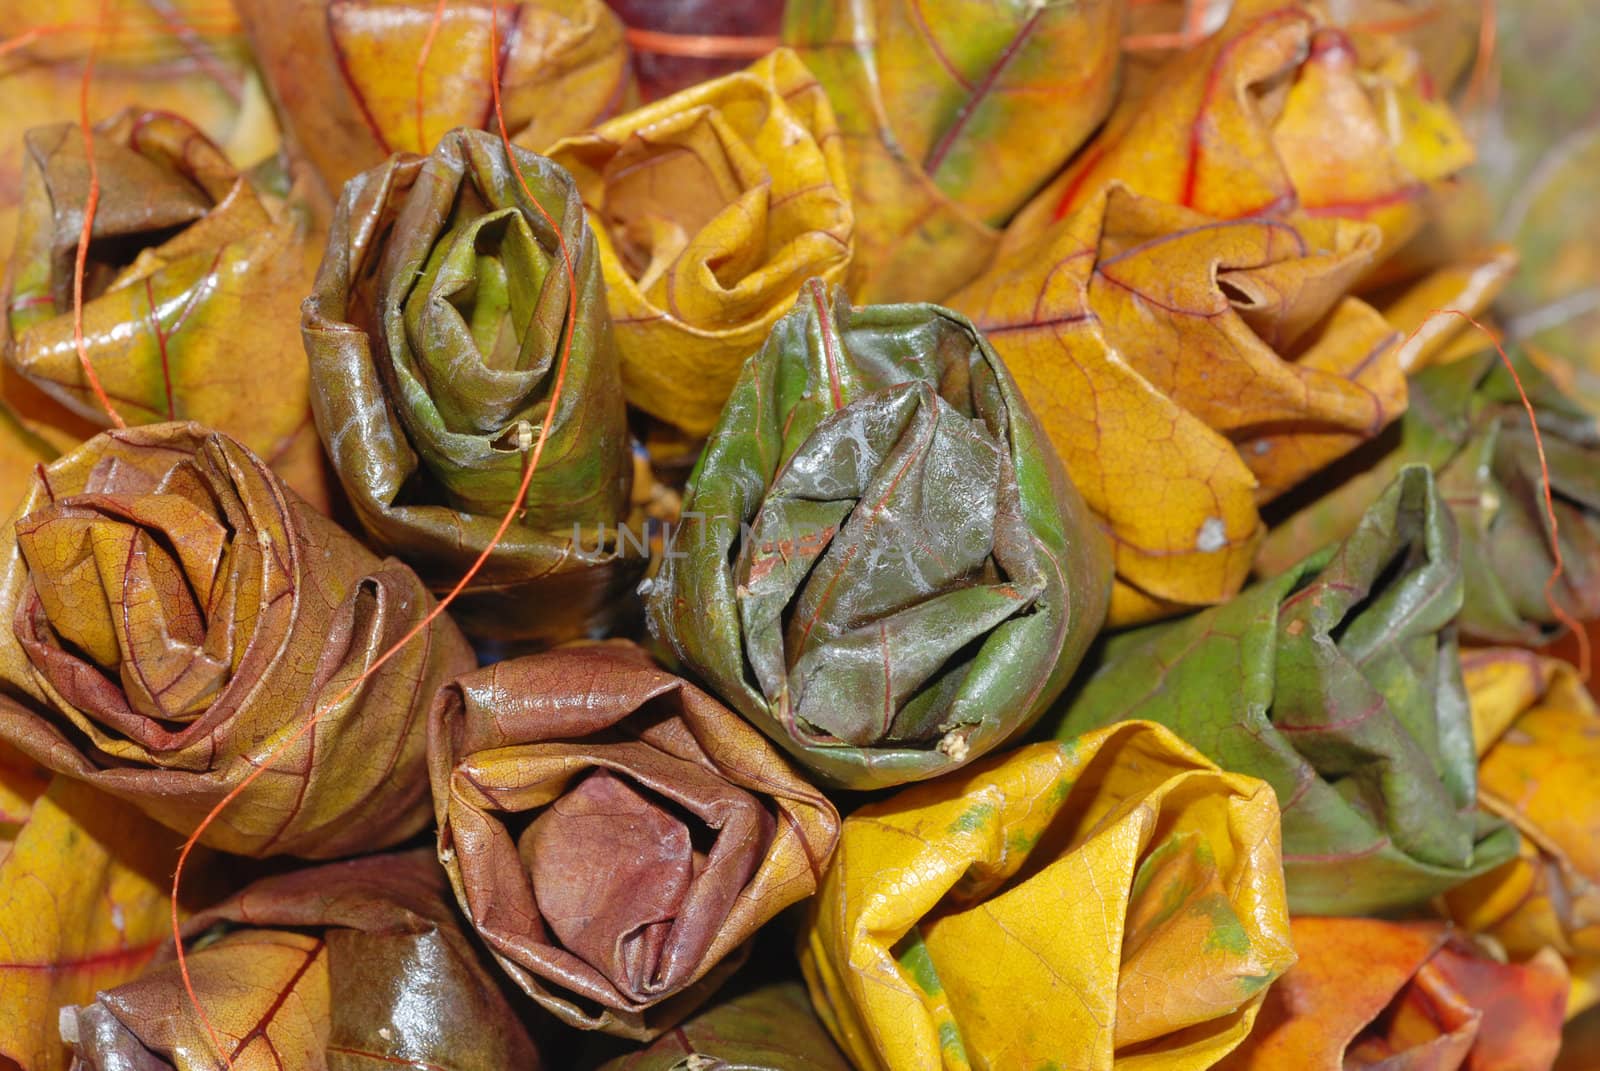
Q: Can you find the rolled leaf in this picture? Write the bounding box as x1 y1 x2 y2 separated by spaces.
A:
0 422 474 857
0 3 276 254
4 109 329 509
1004 0 1473 270
782 0 1124 303
0 751 223 1071
1260 346 1600 645
949 184 1405 626
235 0 633 196
1218 918 1567 1070
303 127 636 642
427 642 840 1038
1053 466 1519 914
592 979 853 1071
547 49 854 436
800 724 1295 1071
61 850 542 1071
1446 649 1600 1018
647 282 1111 790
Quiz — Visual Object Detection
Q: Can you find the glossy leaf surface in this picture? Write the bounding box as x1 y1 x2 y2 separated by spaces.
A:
648 283 1111 789
0 423 474 857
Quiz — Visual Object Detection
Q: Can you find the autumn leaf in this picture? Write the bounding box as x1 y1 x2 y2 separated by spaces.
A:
0 2 278 255
780 0 1123 304
61 851 543 1071
303 127 639 642
1217 918 1567 1070
546 48 854 436
647 283 1111 790
0 423 474 858
235 0 634 198
949 184 1406 625
1054 467 1519 914
1445 649 1600 1020
1259 345 1600 645
429 643 839 1039
591 979 853 1071
4 108 330 511
0 746 226 1071
800 723 1295 1071
1003 0 1473 274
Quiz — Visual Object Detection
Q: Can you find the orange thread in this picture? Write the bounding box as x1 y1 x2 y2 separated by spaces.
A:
72 0 126 429
1123 0 1223 51
1464 0 1498 110
623 27 777 60
170 0 583 1058
414 0 449 154
1403 309 1590 682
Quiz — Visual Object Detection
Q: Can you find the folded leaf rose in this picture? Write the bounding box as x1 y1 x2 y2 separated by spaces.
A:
1004 0 1475 270
647 282 1111 790
0 423 474 857
1445 649 1600 1018
782 0 1124 303
1260 346 1600 645
800 723 1296 1071
303 127 636 642
4 109 328 508
427 642 841 1038
950 184 1406 625
61 851 543 1071
1053 466 1519 914
1218 918 1567 1070
591 979 853 1071
236 0 633 196
546 49 854 436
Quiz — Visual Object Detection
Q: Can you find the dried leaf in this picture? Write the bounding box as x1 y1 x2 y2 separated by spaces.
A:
949 184 1405 625
1004 0 1473 273
62 851 542 1071
303 128 638 642
592 979 852 1070
782 0 1123 303
1445 649 1600 1019
800 723 1295 1071
1259 345 1600 645
0 423 474 858
547 49 854 436
1218 918 1567 1070
4 109 328 510
0 3 277 254
428 641 840 1039
235 0 634 197
0 752 222 1071
1054 467 1518 914
647 282 1111 789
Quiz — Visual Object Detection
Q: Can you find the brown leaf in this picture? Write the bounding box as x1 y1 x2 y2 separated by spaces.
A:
62 851 542 1071
950 184 1405 624
428 641 840 1039
0 423 474 858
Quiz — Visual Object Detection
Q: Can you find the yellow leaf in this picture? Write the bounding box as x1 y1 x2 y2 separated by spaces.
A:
1447 649 1600 1019
800 723 1295 1070
548 48 854 436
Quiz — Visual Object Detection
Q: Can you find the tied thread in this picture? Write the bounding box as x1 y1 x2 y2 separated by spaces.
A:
1402 309 1591 683
167 0 583 1063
